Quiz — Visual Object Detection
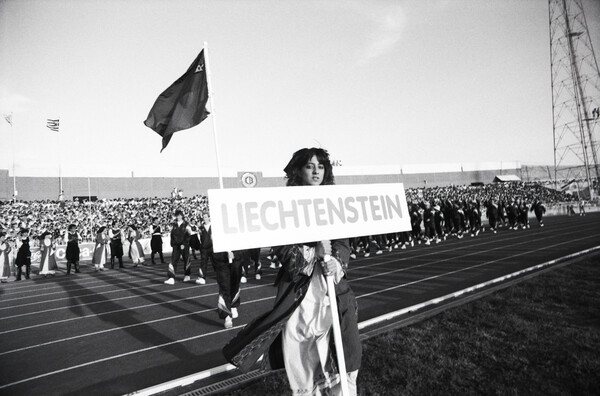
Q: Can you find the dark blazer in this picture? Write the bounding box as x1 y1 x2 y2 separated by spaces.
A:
199 225 213 250
170 221 190 247
223 239 362 374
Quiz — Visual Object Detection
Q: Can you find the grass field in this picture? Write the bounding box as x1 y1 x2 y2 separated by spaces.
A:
220 254 600 395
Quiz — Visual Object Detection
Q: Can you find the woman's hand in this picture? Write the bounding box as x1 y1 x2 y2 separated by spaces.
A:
323 255 344 284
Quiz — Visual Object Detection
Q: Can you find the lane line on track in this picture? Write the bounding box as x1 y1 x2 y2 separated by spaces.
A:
3 235 598 389
0 296 276 356
128 244 600 396
356 234 598 299
6 228 597 351
0 325 247 391
0 277 162 302
356 245 600 329
2 221 596 330
0 284 268 333
1 219 588 312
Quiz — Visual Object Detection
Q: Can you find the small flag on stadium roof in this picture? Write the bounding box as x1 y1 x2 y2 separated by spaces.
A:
3 113 11 126
46 118 60 132
144 49 210 152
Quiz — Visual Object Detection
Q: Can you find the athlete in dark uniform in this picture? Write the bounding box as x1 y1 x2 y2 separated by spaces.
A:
65 224 81 274
149 218 165 265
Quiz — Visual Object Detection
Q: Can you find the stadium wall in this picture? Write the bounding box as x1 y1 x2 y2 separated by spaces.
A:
0 165 522 201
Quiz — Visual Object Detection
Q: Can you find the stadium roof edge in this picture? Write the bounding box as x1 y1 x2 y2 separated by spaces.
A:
262 161 521 178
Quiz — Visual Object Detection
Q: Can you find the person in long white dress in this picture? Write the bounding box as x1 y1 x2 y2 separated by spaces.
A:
0 232 12 282
38 231 58 277
127 225 145 267
92 227 109 271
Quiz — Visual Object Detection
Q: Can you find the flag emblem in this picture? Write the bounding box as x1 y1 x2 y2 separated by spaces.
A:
3 113 12 126
46 118 60 132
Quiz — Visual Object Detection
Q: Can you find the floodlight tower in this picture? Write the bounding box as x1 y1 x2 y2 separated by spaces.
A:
549 0 600 199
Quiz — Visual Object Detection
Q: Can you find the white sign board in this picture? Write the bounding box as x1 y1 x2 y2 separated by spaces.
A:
208 183 411 252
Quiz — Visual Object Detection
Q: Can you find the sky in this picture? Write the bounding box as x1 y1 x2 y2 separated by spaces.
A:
1 0 599 178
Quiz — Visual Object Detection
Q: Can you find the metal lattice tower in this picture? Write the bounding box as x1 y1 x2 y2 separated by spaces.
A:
549 0 600 198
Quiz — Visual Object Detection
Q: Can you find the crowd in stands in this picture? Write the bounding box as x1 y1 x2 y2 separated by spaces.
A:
0 195 209 244
0 182 577 245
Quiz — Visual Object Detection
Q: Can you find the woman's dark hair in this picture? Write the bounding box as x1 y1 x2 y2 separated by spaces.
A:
284 147 335 186
68 224 76 231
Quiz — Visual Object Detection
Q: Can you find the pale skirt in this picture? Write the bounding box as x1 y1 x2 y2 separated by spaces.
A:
39 241 58 275
0 243 10 279
129 239 145 264
282 263 358 396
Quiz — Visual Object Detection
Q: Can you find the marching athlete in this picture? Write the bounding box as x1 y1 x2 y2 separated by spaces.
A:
165 209 192 284
149 217 165 265
15 229 32 281
109 221 124 269
65 224 81 274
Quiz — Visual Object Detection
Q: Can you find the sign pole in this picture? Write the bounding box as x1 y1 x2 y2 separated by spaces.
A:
322 240 350 396
203 42 224 190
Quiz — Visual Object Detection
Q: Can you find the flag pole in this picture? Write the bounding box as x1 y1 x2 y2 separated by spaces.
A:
10 114 16 200
58 117 63 195
203 41 224 190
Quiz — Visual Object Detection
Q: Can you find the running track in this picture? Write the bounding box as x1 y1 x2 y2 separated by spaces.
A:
1 214 599 396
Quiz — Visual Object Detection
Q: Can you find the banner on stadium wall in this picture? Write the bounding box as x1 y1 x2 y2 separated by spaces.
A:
208 183 411 253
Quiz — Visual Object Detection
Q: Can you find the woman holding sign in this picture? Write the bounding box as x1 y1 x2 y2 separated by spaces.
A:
223 147 362 395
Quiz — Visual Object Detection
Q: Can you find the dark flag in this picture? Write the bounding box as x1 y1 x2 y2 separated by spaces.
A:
144 50 210 152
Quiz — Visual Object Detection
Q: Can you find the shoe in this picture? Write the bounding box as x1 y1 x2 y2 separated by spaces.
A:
401 245 407 250
224 316 233 329
231 308 239 319
99 267 105 271
425 241 431 246
164 278 175 285
376 250 383 255
475 230 480 236
266 255 272 261
388 246 393 252
240 276 247 284
393 244 399 249
350 253 357 259
364 252 370 258
195 277 206 285
269 262 277 269
255 274 261 280
494 230 497 234
183 275 191 282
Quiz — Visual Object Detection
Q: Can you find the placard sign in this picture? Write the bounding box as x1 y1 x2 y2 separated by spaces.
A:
208 183 411 252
